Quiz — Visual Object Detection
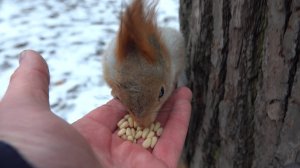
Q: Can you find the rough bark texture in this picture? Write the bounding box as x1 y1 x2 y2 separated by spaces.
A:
180 0 300 167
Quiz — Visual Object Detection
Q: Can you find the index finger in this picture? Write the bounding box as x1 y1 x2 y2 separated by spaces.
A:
153 87 192 168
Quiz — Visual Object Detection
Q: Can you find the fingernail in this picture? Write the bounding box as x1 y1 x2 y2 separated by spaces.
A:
19 50 27 64
19 50 39 66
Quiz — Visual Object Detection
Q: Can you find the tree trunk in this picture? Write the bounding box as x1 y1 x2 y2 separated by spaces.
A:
179 0 300 167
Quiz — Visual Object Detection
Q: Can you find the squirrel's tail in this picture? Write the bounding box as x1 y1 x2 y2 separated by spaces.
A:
116 0 166 64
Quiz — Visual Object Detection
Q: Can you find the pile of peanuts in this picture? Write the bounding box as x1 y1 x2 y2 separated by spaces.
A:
117 114 163 149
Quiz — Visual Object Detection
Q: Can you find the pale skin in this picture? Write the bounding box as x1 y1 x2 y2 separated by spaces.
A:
0 50 192 168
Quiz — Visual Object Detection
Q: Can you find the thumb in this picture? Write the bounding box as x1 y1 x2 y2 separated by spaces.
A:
1 50 50 110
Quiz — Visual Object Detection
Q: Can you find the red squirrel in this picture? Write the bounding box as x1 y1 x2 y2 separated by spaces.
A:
103 0 185 127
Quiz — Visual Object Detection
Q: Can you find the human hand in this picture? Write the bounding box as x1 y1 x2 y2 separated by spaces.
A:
73 85 192 168
0 50 192 168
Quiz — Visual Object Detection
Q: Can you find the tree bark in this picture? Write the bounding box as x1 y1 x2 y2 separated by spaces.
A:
179 0 300 167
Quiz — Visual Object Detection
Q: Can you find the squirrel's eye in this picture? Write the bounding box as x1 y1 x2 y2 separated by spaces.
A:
159 87 164 99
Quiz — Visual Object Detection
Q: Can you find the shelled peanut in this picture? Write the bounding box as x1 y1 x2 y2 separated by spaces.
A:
117 114 163 149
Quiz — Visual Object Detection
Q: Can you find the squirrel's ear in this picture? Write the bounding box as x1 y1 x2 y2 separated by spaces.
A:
116 0 164 64
116 14 135 63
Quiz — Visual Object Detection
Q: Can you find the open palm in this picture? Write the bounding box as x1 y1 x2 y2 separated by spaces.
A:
73 87 192 168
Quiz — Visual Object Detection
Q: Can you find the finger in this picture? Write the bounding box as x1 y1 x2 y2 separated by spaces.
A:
76 98 128 132
153 87 192 167
1 50 50 110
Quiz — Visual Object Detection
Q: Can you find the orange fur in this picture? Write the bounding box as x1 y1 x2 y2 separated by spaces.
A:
116 0 163 64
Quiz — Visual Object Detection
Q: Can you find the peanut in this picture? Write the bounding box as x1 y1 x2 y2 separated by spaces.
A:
120 121 129 129
150 123 155 131
156 127 163 136
117 128 126 136
126 128 131 136
124 114 130 119
117 118 126 127
147 131 155 139
151 136 158 148
135 130 143 139
154 122 161 131
131 128 136 137
142 128 150 139
128 117 134 127
127 136 134 142
142 137 152 149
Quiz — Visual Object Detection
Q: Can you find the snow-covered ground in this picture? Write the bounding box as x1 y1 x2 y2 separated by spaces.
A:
0 0 179 123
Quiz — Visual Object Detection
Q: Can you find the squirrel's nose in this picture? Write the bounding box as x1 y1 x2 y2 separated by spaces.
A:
133 114 154 128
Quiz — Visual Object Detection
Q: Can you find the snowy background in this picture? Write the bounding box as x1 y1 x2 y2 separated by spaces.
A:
0 0 179 123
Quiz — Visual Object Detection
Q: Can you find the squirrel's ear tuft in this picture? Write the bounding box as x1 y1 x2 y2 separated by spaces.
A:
116 0 163 64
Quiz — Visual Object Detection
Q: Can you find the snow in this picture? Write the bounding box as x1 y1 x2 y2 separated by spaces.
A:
0 0 179 123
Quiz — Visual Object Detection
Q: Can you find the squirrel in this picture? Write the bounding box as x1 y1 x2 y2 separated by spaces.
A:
102 0 185 127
